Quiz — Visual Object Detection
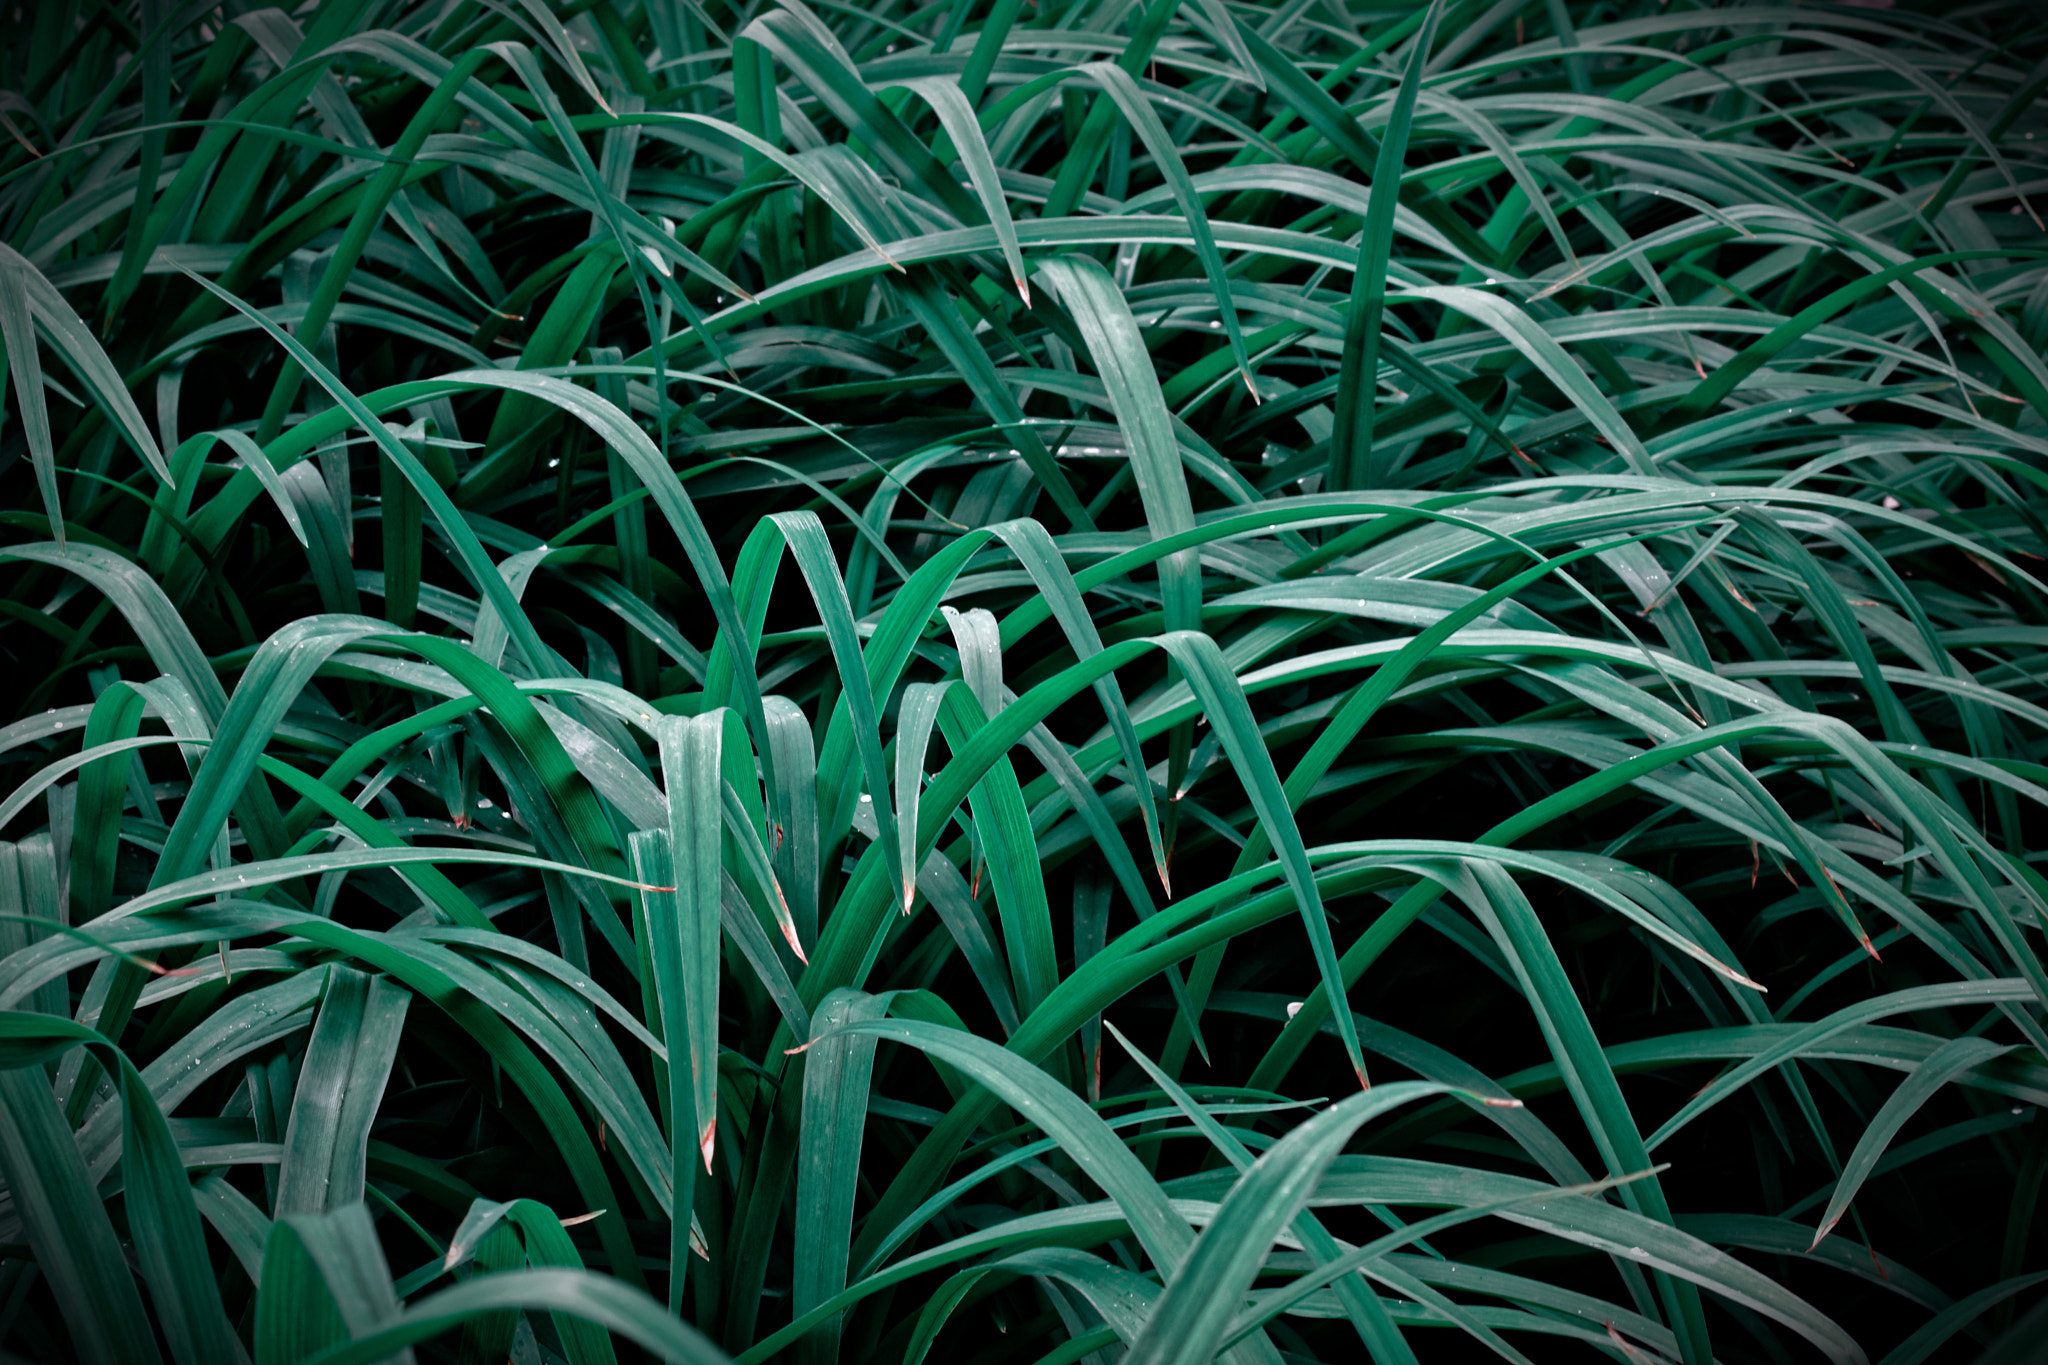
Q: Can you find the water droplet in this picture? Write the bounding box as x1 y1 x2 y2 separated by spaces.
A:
1484 277 1498 285
477 798 493 809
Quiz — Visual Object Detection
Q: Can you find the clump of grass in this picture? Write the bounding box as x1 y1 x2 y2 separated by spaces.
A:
1 1 2046 1362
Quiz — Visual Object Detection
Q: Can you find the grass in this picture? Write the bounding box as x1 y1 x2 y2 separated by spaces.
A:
1 0 2046 1361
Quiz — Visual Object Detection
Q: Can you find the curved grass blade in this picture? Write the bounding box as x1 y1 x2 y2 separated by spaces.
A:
1810 1034 2016 1250
1121 1081 1463 1365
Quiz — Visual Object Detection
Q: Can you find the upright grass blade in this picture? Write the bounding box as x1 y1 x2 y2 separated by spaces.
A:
1329 0 1444 491
630 829 699 1310
1034 258 1198 633
791 987 895 1365
657 712 729 1173
256 1204 411 1365
0 253 61 544
0 1026 160 1365
1075 62 1254 397
275 965 412 1216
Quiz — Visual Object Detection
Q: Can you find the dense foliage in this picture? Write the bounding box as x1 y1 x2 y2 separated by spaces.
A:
1 0 2046 1361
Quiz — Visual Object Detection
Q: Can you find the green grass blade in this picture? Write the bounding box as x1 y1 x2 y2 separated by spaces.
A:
1810 1034 2017 1249
807 1015 1195 1271
655 713 726 1174
0 252 63 544
1123 1081 1459 1365
298 1267 733 1365
1329 0 1443 491
0 1033 163 1365
791 987 895 1365
275 965 412 1215
256 1204 406 1365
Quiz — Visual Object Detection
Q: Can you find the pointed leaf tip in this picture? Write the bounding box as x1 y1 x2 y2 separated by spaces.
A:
700 1119 716 1172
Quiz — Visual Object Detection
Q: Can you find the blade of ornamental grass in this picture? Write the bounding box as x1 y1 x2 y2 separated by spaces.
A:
656 713 729 1174
293 1268 732 1365
0 1012 239 1365
795 1016 1198 1273
763 696 821 952
442 1198 623 1365
934 683 1060 1023
1032 254 1201 896
894 683 946 916
800 629 1369 1088
1264 1157 1866 1363
1646 987 2043 1156
1074 61 1255 398
1329 0 1444 491
254 1203 409 1365
772 510 906 909
1876 1273 2048 1365
1120 1080 1469 1365
832 518 1168 892
274 964 412 1215
68 681 148 923
1441 861 1712 1358
888 76 1029 304
791 988 897 1365
252 48 494 447
1107 1021 1420 1365
903 1246 1162 1365
169 263 554 670
0 253 64 544
1033 258 1199 635
629 830 700 1310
